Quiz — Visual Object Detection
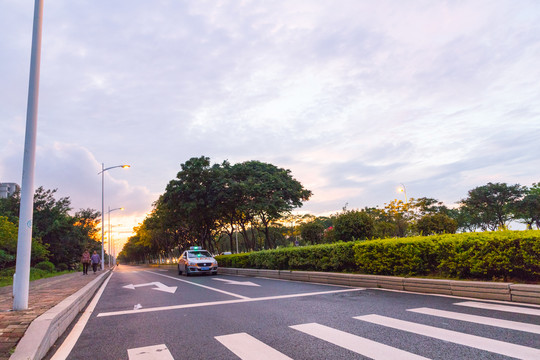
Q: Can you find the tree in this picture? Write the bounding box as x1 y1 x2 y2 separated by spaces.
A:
231 161 312 249
299 220 325 245
381 200 413 237
416 213 458 235
160 157 228 253
0 187 101 268
460 182 526 231
0 216 49 268
0 189 20 224
514 183 540 229
333 210 374 241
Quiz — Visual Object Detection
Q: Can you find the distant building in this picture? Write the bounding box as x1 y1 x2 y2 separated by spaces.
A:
0 183 20 199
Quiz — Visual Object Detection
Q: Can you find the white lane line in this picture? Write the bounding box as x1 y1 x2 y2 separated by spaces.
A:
97 288 362 317
290 323 430 360
454 301 540 316
213 278 260 286
51 272 114 360
408 307 540 334
127 344 174 360
144 270 250 299
355 314 540 360
215 333 293 360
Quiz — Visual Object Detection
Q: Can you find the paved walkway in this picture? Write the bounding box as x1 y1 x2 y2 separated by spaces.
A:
0 269 109 360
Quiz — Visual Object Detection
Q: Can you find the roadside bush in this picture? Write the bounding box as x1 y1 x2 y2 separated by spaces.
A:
218 230 540 282
34 261 55 272
218 242 358 272
0 249 15 270
56 263 68 271
215 253 250 268
354 231 540 281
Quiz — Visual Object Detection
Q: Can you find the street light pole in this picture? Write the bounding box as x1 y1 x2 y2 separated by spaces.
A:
13 0 44 311
99 163 130 270
399 183 408 203
107 206 123 267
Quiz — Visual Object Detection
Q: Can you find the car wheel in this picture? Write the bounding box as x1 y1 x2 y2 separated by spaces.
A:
212 271 217 276
178 265 182 275
185 267 190 277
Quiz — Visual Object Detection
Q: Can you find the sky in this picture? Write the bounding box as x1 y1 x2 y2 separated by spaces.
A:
1 0 540 246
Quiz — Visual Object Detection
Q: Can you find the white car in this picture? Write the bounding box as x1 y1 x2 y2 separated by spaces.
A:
178 246 218 276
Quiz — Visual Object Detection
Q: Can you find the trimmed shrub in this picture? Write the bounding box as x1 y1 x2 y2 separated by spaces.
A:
218 230 540 282
354 230 540 281
34 261 55 272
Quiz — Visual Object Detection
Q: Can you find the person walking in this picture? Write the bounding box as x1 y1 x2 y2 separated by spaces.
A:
81 249 91 275
91 250 101 274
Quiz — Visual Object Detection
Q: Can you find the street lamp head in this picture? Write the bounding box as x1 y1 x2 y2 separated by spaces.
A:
122 165 130 168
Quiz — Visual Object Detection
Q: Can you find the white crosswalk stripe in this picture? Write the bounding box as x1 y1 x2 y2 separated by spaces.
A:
290 322 430 360
215 332 293 360
354 314 540 360
127 344 174 360
454 301 540 316
215 301 540 360
408 307 540 334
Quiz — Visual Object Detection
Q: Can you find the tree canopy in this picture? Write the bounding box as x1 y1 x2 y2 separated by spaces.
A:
120 157 312 262
0 187 102 269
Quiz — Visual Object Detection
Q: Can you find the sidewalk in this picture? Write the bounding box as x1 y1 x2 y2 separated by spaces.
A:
0 269 109 360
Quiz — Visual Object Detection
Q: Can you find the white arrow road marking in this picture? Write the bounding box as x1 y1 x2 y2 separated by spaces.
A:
213 278 260 287
127 344 174 360
123 282 177 294
145 270 250 299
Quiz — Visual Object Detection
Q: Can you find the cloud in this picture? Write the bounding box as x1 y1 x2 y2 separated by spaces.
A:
1 0 540 237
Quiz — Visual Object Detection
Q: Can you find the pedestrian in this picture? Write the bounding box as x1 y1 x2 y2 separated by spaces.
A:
91 250 101 274
81 249 91 275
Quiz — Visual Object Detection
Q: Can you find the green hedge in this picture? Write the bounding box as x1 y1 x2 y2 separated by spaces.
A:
354 231 540 280
216 242 358 273
216 230 540 281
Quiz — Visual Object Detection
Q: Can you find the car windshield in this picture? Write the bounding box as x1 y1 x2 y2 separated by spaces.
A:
188 251 212 258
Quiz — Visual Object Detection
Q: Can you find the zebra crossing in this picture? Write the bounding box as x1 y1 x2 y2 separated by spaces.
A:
215 300 540 360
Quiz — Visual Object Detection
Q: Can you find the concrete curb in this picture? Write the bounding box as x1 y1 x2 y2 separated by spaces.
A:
218 268 540 304
10 270 111 360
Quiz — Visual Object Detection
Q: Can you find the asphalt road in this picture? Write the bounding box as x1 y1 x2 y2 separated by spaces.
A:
50 265 540 360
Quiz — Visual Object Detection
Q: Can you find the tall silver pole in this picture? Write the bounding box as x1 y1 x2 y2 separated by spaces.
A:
13 0 44 311
108 206 111 267
101 163 105 270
